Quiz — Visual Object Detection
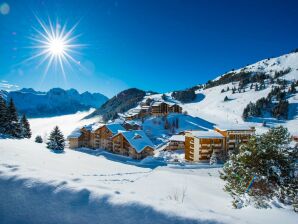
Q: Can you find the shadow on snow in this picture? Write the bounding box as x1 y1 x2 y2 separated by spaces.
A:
74 148 167 169
0 176 222 224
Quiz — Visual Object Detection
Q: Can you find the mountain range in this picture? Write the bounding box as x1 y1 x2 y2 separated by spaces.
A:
0 88 108 117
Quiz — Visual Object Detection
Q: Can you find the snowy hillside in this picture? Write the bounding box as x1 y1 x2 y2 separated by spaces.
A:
184 52 298 134
0 112 296 224
0 88 108 117
120 52 297 135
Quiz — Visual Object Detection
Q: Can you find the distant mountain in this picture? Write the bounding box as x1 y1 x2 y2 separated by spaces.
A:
85 88 147 121
0 88 108 117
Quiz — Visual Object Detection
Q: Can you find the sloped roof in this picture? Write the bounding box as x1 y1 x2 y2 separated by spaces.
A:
118 130 155 153
169 135 185 142
215 124 254 131
106 123 126 135
68 128 82 139
83 123 103 132
187 130 224 139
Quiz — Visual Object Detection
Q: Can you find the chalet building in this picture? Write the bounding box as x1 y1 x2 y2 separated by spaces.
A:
68 126 94 148
168 104 183 113
165 135 185 151
112 130 155 159
68 128 82 148
92 124 126 150
122 121 141 131
214 125 255 152
185 131 225 162
151 102 182 116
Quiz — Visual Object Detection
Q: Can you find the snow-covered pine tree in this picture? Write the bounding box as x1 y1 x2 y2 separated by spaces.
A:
220 126 297 210
47 126 65 150
0 95 7 133
35 135 43 143
20 114 31 138
209 150 217 165
6 98 21 138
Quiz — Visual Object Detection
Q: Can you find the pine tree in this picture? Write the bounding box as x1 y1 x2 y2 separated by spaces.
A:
220 126 297 209
20 114 31 138
209 150 217 165
0 95 7 133
224 96 229 101
6 98 21 138
47 126 65 150
35 135 43 143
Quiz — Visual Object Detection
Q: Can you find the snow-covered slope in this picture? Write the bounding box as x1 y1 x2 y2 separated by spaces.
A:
0 88 108 117
185 52 298 134
125 52 298 135
0 112 296 224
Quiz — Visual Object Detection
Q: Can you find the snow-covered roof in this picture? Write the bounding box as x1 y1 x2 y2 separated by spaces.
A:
215 124 254 131
106 124 126 135
118 130 155 153
169 135 185 142
83 123 103 132
67 128 82 139
187 130 224 139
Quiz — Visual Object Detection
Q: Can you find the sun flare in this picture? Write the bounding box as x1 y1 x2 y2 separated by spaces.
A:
48 38 66 56
27 17 83 75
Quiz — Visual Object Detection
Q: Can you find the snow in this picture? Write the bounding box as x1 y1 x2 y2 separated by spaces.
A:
106 123 126 135
169 135 185 142
68 128 82 138
188 130 224 138
29 109 99 139
118 130 155 153
0 112 297 223
215 124 254 131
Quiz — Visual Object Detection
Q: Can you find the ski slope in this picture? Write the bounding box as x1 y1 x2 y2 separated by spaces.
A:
0 112 296 224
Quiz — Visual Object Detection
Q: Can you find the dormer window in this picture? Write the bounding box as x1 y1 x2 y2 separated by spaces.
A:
133 134 142 139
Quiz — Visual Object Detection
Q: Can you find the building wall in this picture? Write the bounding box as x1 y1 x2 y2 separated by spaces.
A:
165 140 185 150
184 134 194 161
69 138 79 149
184 132 224 162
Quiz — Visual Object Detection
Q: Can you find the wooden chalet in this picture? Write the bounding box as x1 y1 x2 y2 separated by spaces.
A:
151 101 182 116
92 124 126 150
112 130 155 159
164 135 185 151
185 131 225 162
214 125 255 152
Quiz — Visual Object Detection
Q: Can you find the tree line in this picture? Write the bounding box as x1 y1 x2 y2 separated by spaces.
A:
0 96 31 138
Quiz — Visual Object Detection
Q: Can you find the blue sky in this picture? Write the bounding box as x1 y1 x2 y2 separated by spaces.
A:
0 0 297 97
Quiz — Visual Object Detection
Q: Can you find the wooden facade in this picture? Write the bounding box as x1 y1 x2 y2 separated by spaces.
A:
112 132 155 159
68 124 155 160
214 127 255 152
151 102 182 116
164 135 185 151
185 131 224 162
92 125 115 151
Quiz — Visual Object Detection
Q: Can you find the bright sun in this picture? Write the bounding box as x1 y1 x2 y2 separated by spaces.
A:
48 38 66 56
27 17 83 75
